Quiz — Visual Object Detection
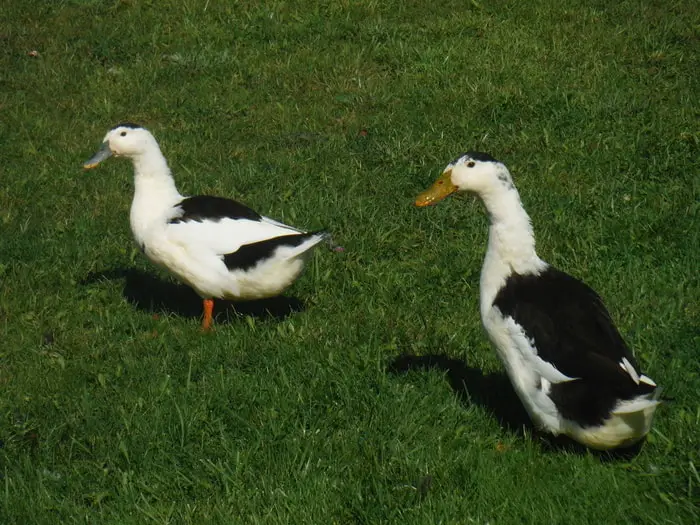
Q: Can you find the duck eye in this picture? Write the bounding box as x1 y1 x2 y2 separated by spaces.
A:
120 131 127 137
467 161 475 168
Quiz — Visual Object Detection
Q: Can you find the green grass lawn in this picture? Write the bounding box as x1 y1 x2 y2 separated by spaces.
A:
1 0 698 522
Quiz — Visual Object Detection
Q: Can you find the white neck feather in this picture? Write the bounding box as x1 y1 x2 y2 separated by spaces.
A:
479 184 547 314
129 147 183 244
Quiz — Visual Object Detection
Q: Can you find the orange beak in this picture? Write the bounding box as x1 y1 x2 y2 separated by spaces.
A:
415 169 458 207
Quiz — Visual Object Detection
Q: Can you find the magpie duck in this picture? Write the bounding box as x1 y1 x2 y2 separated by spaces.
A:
415 152 660 450
83 123 330 330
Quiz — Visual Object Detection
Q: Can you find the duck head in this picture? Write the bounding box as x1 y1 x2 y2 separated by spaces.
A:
83 123 156 169
415 152 513 206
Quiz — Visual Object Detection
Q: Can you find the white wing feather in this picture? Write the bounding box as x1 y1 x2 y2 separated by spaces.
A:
504 317 578 384
166 217 304 256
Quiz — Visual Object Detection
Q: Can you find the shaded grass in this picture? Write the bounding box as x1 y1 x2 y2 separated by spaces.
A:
1 0 699 523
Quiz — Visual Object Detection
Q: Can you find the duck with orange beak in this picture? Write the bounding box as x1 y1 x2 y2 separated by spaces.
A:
416 152 660 450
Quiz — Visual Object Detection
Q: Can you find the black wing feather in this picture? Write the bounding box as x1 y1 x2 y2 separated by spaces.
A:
493 267 655 426
169 195 262 224
223 232 322 272
493 267 637 380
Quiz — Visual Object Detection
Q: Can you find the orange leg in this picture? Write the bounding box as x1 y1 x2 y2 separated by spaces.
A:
202 298 214 331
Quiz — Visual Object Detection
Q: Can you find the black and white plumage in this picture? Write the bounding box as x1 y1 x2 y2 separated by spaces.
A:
416 152 660 450
83 123 330 330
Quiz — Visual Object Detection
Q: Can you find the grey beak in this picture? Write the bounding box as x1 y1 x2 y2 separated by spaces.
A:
83 142 113 169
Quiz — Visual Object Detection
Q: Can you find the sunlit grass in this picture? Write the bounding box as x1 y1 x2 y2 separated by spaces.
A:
1 0 698 523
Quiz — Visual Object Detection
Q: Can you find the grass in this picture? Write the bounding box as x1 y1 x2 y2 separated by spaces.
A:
1 0 698 522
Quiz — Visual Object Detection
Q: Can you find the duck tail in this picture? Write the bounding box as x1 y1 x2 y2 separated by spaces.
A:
611 388 662 416
278 231 324 258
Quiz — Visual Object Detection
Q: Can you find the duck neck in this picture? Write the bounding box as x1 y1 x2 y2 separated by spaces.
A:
479 185 547 312
131 148 181 203
129 147 182 241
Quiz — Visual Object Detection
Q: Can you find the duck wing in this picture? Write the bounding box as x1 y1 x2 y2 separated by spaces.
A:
166 195 310 256
169 195 263 223
493 267 653 392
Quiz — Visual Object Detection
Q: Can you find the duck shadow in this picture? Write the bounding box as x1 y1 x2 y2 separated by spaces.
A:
387 353 644 461
81 267 304 323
